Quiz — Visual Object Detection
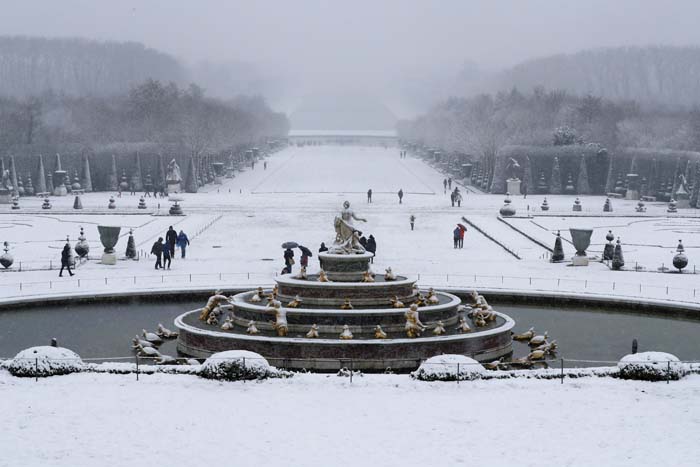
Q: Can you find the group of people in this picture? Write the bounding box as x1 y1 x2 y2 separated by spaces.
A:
442 178 453 193
151 226 190 269
399 150 408 159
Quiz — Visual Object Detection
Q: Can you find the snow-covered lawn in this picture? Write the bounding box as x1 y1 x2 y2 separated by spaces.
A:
0 371 698 467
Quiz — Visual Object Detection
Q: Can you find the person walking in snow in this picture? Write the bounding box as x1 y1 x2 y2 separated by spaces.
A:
59 243 74 277
151 237 164 269
162 241 172 269
450 190 455 207
367 188 372 203
453 227 461 249
454 188 462 207
443 178 448 194
264 161 267 170
448 178 452 190
398 189 404 204
458 224 466 248
176 230 190 258
366 235 376 263
410 214 416 231
165 226 177 258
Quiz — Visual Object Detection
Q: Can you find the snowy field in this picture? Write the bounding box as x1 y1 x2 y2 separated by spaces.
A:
1 372 699 467
2 145 700 467
2 145 700 302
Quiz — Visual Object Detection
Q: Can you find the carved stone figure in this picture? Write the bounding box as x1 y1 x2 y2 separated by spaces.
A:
374 325 387 339
384 267 396 281
199 290 230 321
432 321 446 335
329 201 367 254
405 304 426 338
306 324 319 338
246 320 260 335
166 159 182 182
269 302 288 336
339 325 353 339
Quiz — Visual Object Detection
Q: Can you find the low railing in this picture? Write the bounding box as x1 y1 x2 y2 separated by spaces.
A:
0 272 700 303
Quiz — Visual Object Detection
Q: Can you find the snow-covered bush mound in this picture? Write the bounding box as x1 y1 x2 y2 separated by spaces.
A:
618 352 687 381
7 346 84 378
411 354 486 381
198 350 280 381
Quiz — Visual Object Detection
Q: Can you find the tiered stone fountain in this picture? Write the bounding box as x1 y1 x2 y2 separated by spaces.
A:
175 201 514 371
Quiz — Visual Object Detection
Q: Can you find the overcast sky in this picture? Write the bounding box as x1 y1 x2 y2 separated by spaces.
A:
3 0 700 114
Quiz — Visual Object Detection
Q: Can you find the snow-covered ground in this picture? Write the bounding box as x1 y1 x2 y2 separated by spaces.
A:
2 144 700 302
0 371 698 467
2 145 700 467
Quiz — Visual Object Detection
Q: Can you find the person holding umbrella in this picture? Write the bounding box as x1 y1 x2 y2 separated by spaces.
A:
281 241 299 274
298 245 313 270
457 223 467 248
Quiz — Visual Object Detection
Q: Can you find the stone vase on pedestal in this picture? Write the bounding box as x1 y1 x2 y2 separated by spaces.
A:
97 226 121 265
506 178 521 196
569 228 593 266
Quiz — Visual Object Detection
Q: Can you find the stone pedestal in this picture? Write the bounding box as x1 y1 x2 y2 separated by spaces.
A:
676 197 690 209
0 189 11 204
506 178 521 196
101 253 117 265
318 252 373 281
53 170 68 196
166 181 182 194
572 255 589 266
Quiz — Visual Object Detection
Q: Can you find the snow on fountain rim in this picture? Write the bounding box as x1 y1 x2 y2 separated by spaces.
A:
274 275 416 288
174 309 515 345
230 289 461 315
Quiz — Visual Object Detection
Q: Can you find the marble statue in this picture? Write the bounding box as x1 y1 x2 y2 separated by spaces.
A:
220 316 234 330
390 296 404 308
287 295 302 308
199 291 230 321
362 271 375 282
246 320 260 335
166 159 182 182
340 298 353 310
384 267 396 281
339 324 353 339
432 321 446 336
374 325 387 339
295 266 308 280
318 270 330 282
329 201 367 254
405 304 426 338
506 157 522 180
269 301 288 336
251 287 263 302
456 318 472 333
426 288 440 304
1 169 12 191
306 324 319 338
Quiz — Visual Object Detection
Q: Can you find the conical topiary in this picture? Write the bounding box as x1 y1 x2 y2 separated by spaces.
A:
603 198 613 212
108 154 118 191
185 156 199 193
522 156 534 195
125 229 137 259
81 154 93 192
551 230 564 262
604 154 615 194
550 157 562 194
576 155 591 195
603 231 615 260
36 155 47 194
612 238 625 270
73 195 83 210
9 155 19 196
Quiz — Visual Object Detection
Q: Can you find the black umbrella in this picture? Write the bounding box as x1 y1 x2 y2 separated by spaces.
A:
298 245 313 257
281 241 299 249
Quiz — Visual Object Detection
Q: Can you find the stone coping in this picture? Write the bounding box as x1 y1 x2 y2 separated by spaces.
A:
1 285 699 319
318 251 374 260
230 290 461 316
274 275 416 289
174 310 515 346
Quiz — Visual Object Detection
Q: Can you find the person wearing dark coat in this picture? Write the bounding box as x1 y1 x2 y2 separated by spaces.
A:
165 226 178 258
151 237 164 269
162 242 172 269
453 227 461 249
367 189 372 203
59 243 74 277
398 189 404 204
359 236 368 250
283 247 294 274
366 235 376 263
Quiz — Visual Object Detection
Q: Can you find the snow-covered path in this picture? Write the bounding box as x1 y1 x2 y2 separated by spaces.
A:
2 145 700 303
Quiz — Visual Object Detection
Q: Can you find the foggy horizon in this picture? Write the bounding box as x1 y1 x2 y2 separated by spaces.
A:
4 0 700 125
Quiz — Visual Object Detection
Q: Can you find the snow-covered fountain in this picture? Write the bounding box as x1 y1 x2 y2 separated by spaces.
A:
175 201 515 371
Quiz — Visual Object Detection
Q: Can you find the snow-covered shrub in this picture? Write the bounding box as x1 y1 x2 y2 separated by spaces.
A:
198 350 280 381
411 354 486 381
7 346 84 378
618 352 686 382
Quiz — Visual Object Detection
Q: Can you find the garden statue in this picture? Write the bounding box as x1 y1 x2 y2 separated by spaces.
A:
199 290 230 321
340 298 353 310
246 321 260 335
432 321 446 335
306 324 320 338
251 287 263 302
328 201 367 254
390 296 404 308
374 325 387 339
405 304 426 338
456 318 472 333
384 267 396 281
166 159 183 193
270 301 288 337
339 325 353 340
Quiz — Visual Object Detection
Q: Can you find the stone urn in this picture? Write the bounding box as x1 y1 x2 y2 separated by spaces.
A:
673 239 688 272
0 241 13 269
97 225 121 265
74 227 90 259
569 228 593 266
